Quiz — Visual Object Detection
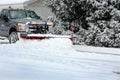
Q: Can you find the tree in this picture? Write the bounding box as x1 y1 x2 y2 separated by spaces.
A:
85 1 120 47
46 0 120 48
46 0 97 30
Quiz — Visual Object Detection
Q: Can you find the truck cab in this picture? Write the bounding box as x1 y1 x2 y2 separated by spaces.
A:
0 8 49 43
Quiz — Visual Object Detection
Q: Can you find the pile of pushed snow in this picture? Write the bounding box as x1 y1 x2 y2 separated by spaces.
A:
17 38 73 49
0 38 76 70
0 38 75 66
0 38 74 56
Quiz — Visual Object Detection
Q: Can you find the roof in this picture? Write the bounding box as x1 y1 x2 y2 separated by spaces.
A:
0 0 29 5
24 0 38 5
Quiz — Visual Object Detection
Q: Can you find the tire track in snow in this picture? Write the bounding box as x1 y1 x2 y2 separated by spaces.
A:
0 52 120 73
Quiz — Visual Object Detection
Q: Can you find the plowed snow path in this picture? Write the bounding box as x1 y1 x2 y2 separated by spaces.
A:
0 38 120 80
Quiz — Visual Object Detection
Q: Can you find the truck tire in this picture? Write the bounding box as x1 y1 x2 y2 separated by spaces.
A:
9 32 18 44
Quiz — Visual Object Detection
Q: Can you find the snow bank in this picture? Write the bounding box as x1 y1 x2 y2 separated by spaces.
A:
0 38 74 60
74 45 120 56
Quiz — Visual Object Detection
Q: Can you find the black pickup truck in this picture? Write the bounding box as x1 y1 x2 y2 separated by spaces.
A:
0 8 49 43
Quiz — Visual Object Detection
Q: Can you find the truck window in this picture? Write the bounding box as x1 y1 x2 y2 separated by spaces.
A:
26 11 40 19
1 10 9 18
10 10 26 19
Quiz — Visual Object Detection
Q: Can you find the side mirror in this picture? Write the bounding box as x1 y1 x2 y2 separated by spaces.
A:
2 15 9 22
0 14 1 18
37 16 42 20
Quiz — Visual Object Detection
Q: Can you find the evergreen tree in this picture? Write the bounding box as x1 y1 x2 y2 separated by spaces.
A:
46 0 120 48
46 0 97 30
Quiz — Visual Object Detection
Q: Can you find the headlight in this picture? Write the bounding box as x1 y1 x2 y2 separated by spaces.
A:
47 21 53 26
18 23 26 31
18 23 30 32
31 21 37 24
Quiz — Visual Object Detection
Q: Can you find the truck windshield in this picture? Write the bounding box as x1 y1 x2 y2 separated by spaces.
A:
26 11 40 19
10 10 27 19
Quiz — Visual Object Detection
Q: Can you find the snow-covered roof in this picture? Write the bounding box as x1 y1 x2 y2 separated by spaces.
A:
0 0 29 5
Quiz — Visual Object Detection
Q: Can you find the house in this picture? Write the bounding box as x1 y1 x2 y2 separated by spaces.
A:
25 0 55 20
0 0 55 20
0 2 25 12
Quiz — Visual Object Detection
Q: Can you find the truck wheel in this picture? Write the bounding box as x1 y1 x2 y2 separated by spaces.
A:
9 32 18 44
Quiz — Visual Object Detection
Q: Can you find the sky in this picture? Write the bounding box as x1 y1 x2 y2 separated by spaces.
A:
0 0 29 5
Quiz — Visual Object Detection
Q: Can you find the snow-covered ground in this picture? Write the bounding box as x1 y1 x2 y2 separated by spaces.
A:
74 45 120 56
0 38 120 80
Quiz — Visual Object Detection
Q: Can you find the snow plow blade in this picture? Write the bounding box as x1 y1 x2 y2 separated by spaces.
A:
20 36 46 40
20 34 73 41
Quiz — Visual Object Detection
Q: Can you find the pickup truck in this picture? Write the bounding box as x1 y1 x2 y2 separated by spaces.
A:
0 8 49 43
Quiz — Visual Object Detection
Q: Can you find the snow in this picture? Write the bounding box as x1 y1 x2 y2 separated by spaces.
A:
0 38 120 80
0 0 29 5
74 45 120 56
27 34 71 38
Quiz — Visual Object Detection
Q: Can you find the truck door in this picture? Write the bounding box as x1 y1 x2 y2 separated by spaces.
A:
0 10 10 36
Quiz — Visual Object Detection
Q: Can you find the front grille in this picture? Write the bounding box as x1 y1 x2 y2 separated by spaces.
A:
29 24 48 33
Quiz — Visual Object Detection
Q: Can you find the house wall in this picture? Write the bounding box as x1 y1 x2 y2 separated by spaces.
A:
0 4 24 12
25 0 55 20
